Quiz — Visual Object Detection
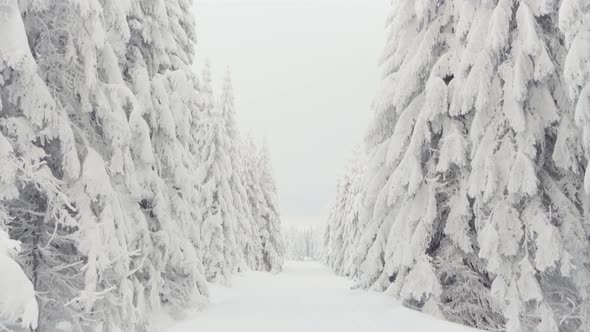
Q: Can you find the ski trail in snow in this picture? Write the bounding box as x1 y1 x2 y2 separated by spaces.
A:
166 261 481 332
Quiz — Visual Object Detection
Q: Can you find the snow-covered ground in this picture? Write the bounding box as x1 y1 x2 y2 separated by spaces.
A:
165 261 481 332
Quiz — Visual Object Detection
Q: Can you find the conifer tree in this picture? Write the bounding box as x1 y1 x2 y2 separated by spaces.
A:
326 1 590 330
125 0 209 316
218 71 254 272
325 148 366 277
258 143 285 272
0 1 94 329
241 136 266 270
196 85 237 285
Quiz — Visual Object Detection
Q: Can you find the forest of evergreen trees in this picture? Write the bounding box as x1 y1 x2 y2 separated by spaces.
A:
0 0 284 330
5 0 590 331
325 0 590 331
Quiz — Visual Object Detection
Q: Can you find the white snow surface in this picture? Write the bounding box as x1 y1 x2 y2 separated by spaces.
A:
165 261 482 332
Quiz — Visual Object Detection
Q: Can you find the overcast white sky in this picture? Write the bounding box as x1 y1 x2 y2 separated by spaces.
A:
193 0 388 228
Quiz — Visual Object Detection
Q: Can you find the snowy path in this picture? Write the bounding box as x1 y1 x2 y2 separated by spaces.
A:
166 261 480 332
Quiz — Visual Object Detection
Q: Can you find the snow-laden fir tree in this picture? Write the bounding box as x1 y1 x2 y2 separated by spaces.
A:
0 16 40 319
218 70 257 272
0 0 89 329
347 11 413 284
124 0 210 317
239 137 287 272
456 2 587 330
257 143 285 272
324 147 366 277
195 80 238 285
341 7 420 288
240 135 266 270
1 0 217 329
558 1 590 330
325 0 590 330
21 0 205 328
190 63 230 281
560 0 590 192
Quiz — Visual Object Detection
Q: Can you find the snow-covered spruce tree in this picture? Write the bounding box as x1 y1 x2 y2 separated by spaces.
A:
348 5 413 285
348 2 416 288
325 175 349 270
218 71 256 272
190 63 228 279
326 0 590 330
20 0 179 329
124 0 209 316
240 135 266 270
0 1 97 329
0 20 40 322
8 0 210 328
324 147 366 277
458 2 588 330
195 92 237 284
342 151 370 279
560 0 590 197
559 1 590 330
257 143 285 272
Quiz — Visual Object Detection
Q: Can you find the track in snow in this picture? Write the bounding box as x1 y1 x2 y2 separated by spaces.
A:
166 261 480 332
